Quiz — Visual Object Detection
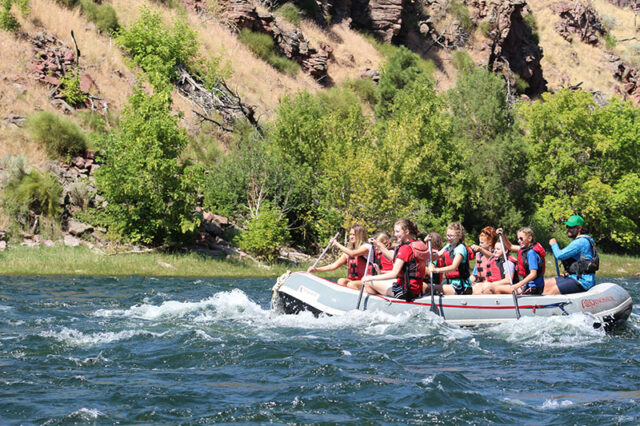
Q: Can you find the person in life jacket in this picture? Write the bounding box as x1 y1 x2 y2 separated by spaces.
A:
371 232 394 275
364 219 427 302
422 231 444 295
495 227 545 295
470 226 498 285
307 224 372 289
542 214 599 295
427 222 474 295
473 242 518 294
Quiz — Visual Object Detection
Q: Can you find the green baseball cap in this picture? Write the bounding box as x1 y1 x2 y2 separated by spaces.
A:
564 215 584 227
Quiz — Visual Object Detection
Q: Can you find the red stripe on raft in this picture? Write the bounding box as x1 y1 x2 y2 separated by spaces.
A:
372 294 547 310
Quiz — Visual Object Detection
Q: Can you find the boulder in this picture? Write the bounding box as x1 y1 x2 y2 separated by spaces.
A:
67 219 94 237
0 241 6 251
64 235 81 247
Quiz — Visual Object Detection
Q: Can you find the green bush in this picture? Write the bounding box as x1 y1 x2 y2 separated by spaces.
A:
56 0 79 6
276 3 301 26
237 202 290 261
478 21 490 38
375 46 426 118
522 13 539 43
59 69 88 107
0 154 27 187
116 7 199 87
514 74 530 93
0 0 23 32
343 78 378 106
95 85 201 244
238 28 299 76
26 111 87 158
451 50 474 74
1 169 62 228
449 1 473 33
605 33 617 50
79 0 119 34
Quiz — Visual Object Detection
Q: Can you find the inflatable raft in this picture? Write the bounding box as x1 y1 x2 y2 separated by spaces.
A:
271 272 633 330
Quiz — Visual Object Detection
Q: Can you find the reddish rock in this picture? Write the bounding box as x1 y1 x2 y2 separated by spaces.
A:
85 149 97 160
43 75 60 86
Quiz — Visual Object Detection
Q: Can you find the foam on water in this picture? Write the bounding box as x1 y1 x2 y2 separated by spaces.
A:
40 327 165 347
486 313 606 347
95 288 264 321
541 399 574 409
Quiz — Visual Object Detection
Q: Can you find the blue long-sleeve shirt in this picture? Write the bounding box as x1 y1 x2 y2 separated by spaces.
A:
551 235 596 290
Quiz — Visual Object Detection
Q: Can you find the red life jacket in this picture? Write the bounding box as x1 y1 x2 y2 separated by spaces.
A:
516 242 546 279
485 255 517 282
474 251 492 282
443 244 474 281
347 253 370 280
374 249 394 272
392 240 427 295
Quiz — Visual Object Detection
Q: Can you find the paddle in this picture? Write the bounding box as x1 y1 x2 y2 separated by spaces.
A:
311 231 341 270
356 244 374 310
428 240 440 316
499 233 521 320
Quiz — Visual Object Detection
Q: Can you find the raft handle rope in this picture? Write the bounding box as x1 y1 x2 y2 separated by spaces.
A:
270 271 291 314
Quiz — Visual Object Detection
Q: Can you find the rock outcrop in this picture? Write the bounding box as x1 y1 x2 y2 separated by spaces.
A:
467 0 546 96
605 53 640 105
222 0 329 82
30 31 107 113
552 1 606 45
606 0 640 10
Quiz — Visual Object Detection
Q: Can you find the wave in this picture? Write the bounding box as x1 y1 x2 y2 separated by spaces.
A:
486 313 606 347
40 327 165 347
94 288 264 321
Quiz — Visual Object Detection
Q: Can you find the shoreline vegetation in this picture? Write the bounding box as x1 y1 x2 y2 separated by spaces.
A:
0 246 639 278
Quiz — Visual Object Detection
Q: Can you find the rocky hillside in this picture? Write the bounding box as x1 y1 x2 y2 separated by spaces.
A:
0 0 639 251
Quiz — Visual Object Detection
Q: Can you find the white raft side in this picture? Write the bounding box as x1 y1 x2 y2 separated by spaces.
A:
275 272 632 326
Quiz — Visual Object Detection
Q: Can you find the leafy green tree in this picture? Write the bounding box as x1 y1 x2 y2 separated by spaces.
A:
520 90 640 250
447 67 528 233
95 85 200 244
375 46 426 118
236 202 290 261
116 7 198 87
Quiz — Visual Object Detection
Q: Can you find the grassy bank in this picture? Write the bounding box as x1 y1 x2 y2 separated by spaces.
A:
0 246 638 278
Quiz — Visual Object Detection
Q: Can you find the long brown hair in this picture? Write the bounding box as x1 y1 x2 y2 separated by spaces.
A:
348 224 367 249
395 219 418 240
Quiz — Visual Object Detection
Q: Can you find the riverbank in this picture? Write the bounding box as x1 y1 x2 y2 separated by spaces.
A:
0 246 639 278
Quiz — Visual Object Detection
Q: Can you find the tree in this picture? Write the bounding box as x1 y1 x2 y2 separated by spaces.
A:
95 85 200 244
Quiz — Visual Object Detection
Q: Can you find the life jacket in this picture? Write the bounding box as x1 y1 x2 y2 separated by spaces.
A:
516 242 546 279
392 240 427 295
347 253 370 280
443 244 474 281
561 235 599 278
486 255 517 282
474 251 492 282
374 249 394 273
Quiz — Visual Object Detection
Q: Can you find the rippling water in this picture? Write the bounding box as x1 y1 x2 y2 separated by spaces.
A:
0 275 638 424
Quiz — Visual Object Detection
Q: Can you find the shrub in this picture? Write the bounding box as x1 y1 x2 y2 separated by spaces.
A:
26 111 87 159
276 3 301 26
343 78 378 106
0 154 27 187
79 0 119 34
199 54 232 92
94 85 201 244
375 46 425 118
451 50 474 74
238 28 299 75
1 0 21 32
478 21 490 38
116 7 199 87
604 33 617 50
1 169 62 228
514 74 530 93
236 202 290 261
58 69 88 107
67 180 94 210
449 1 473 33
523 12 539 43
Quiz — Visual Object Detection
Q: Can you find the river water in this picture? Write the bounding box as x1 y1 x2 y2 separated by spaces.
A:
0 275 638 424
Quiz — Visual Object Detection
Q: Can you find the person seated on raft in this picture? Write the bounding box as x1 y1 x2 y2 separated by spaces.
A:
473 242 517 294
363 219 425 301
422 232 443 295
371 232 394 276
427 222 473 295
469 226 498 285
495 227 545 295
307 224 372 288
541 214 599 295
